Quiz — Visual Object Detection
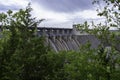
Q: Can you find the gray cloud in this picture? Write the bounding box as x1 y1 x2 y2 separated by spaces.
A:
0 0 94 13
0 4 21 11
0 0 98 28
33 0 94 13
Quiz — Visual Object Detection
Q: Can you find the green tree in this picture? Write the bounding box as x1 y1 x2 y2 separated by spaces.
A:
75 0 120 80
93 0 120 31
0 4 51 80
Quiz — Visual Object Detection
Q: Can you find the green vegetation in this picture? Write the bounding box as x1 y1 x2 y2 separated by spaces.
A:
0 1 120 80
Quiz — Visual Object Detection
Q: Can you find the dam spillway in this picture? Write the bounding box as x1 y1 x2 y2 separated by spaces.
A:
36 25 100 52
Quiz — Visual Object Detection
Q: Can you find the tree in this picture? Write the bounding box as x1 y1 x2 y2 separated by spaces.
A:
75 0 120 80
0 4 51 80
93 0 120 30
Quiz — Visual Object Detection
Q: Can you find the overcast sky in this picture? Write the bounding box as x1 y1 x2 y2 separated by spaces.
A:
0 0 104 28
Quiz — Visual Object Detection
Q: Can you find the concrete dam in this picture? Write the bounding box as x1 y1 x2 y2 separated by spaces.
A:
37 25 100 52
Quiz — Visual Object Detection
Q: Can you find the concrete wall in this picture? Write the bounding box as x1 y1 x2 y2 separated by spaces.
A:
36 26 100 52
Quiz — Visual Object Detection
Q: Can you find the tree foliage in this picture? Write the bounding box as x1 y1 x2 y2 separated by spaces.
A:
0 4 51 80
0 1 120 80
93 0 120 29
75 0 120 80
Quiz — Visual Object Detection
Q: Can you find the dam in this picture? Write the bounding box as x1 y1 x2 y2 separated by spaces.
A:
0 25 119 52
36 25 100 52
